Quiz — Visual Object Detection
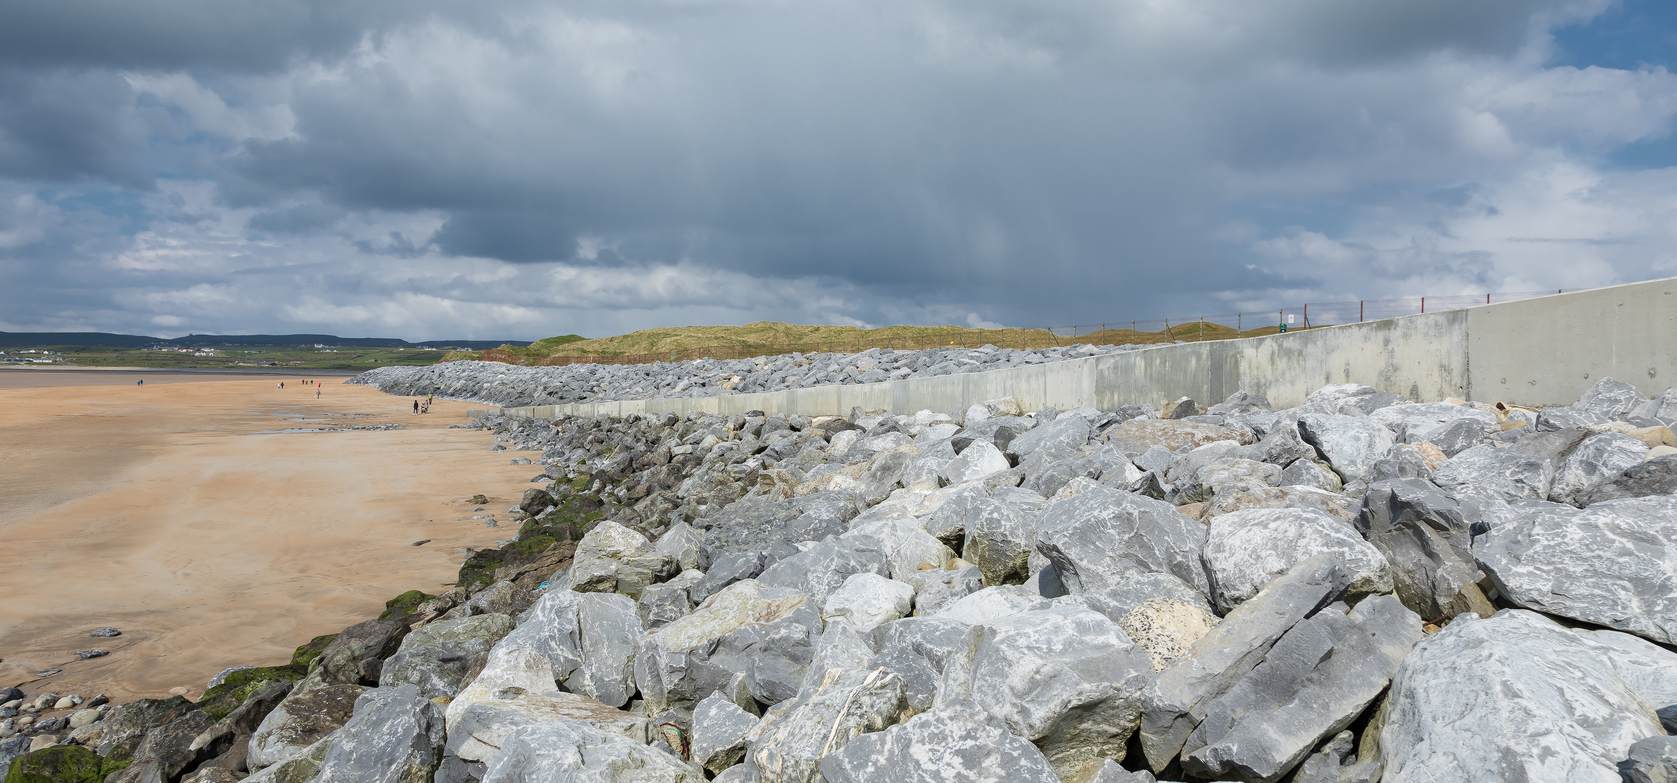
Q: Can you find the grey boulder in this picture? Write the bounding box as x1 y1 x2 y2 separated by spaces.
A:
1296 414 1396 483
248 671 368 770
1474 495 1677 644
903 565 984 616
962 497 1036 586
446 690 655 768
817 700 1060 783
758 537 889 605
380 614 516 700
1379 610 1667 783
1139 555 1355 771
1549 432 1647 506
1432 444 1554 502
1201 507 1392 615
1628 736 1677 783
568 520 678 600
1034 483 1210 597
690 693 759 775
1290 731 1378 783
478 719 703 783
313 685 445 783
1579 454 1677 505
744 667 908 783
939 441 1011 486
635 580 819 715
1179 595 1423 783
1572 376 1649 420
1355 479 1480 618
937 604 1155 783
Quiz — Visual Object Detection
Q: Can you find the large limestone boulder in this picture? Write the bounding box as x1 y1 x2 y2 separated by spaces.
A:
1244 424 1316 469
821 572 914 632
379 614 516 700
1201 507 1392 615
937 604 1155 782
447 690 654 768
1628 736 1677 783
1572 376 1649 420
1432 445 1554 502
567 520 678 600
477 719 703 783
248 672 367 771
313 618 410 686
1379 610 1668 783
904 565 984 617
1368 402 1497 444
638 569 705 629
1580 454 1677 504
758 537 890 604
1474 495 1677 644
939 441 1011 486
1297 383 1403 416
1140 555 1354 770
839 517 956 582
961 497 1036 586
313 685 445 783
108 709 215 783
1550 432 1648 506
1355 479 1480 618
1175 459 1281 505
446 587 643 735
1178 595 1424 782
933 585 1050 625
817 700 1060 783
744 667 909 783
1034 484 1210 597
635 579 819 715
690 693 759 775
1296 414 1396 484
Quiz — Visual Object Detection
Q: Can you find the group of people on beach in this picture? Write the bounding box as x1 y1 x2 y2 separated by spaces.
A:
277 379 324 398
413 393 434 414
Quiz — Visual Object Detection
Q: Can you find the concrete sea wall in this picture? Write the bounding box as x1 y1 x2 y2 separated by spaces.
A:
502 276 1677 419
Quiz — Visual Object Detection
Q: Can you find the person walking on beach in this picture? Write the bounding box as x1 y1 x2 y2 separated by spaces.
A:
413 399 420 414
316 386 321 399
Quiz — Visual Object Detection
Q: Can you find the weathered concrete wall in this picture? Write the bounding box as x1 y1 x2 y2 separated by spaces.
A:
500 276 1676 420
1466 278 1677 407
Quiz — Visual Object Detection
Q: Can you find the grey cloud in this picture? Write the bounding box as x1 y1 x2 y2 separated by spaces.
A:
0 0 1669 340
0 0 492 73
248 202 347 234
0 68 151 187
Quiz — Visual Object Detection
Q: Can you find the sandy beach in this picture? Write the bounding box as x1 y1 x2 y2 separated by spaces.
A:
0 371 537 704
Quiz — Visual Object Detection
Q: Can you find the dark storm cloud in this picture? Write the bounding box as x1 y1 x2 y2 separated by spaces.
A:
0 0 477 73
0 68 151 187
206 0 1592 309
2 0 1672 341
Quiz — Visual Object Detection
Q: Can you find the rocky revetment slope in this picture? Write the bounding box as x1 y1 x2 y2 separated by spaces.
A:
347 343 1139 407
8 374 1677 783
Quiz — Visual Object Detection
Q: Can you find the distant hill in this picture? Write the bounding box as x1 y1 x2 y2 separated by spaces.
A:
0 331 532 350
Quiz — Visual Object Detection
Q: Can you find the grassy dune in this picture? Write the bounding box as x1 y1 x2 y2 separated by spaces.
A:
448 319 1298 365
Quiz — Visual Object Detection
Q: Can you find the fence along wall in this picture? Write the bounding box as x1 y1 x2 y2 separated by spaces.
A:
501 276 1677 420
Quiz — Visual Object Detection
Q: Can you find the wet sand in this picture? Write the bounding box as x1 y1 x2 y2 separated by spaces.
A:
0 374 537 703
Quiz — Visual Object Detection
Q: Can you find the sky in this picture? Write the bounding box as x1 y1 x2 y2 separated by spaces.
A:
1 0 1675 341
